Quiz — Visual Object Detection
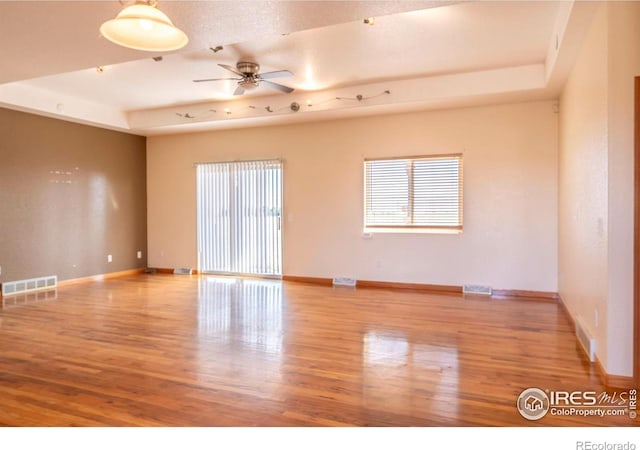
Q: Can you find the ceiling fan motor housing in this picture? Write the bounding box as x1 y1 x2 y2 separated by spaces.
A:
236 61 260 75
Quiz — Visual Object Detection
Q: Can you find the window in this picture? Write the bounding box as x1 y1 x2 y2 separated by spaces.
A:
363 154 463 231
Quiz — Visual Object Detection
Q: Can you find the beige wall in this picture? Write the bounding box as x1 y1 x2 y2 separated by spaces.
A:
559 2 639 377
148 100 558 292
606 1 640 377
0 107 147 282
558 4 609 370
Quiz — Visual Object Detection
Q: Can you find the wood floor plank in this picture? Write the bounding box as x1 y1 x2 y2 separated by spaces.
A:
0 274 635 426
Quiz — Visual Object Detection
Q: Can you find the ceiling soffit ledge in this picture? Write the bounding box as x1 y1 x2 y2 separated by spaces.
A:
127 64 547 132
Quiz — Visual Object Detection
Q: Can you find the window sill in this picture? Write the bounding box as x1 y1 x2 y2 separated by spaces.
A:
363 227 463 235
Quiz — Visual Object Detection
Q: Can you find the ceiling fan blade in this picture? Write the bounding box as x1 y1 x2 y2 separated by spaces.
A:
218 63 245 77
261 79 294 94
233 85 245 96
193 77 240 82
259 70 293 80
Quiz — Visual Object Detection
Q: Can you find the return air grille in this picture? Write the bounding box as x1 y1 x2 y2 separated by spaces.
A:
333 277 357 287
463 284 492 295
1 275 57 297
575 318 596 362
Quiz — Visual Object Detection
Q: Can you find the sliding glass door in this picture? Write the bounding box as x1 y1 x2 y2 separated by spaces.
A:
197 160 282 276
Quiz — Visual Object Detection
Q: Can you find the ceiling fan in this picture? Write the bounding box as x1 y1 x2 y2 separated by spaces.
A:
193 61 294 95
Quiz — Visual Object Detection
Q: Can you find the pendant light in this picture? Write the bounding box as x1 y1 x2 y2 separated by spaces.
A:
100 1 188 52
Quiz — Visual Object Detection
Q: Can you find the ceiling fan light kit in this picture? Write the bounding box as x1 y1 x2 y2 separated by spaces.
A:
100 1 188 52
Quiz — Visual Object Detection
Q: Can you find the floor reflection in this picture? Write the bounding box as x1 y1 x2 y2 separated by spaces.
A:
197 276 284 353
364 331 409 366
363 331 459 420
2 289 57 309
196 277 285 400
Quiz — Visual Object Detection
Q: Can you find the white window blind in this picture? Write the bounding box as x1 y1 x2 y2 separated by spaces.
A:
197 160 282 276
364 154 463 230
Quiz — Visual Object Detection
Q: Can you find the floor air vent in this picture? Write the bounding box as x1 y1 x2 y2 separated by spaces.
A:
2 275 57 297
576 318 596 362
173 268 193 275
463 284 492 296
333 277 356 287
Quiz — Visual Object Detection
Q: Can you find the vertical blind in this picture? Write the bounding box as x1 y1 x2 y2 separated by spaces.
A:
197 160 282 275
364 154 463 229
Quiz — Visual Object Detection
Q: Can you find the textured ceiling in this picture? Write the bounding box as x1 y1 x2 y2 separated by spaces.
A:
0 0 449 84
0 1 597 135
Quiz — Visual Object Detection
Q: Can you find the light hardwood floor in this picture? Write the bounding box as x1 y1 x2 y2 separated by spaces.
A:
0 274 635 426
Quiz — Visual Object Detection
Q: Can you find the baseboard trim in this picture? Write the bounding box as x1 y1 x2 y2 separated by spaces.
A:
357 279 461 294
282 276 460 293
282 276 561 299
595 356 636 390
148 268 199 275
58 268 146 287
491 289 559 302
282 275 333 286
556 294 576 331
